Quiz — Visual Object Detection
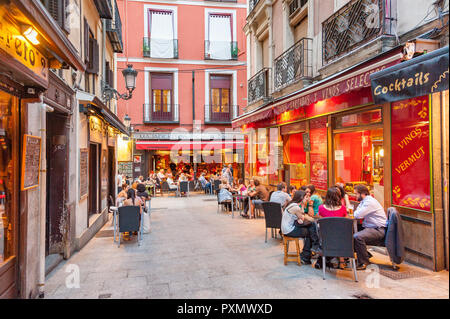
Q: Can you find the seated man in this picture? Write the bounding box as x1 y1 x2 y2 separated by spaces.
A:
166 174 178 191
353 184 387 270
198 173 209 191
242 179 269 218
270 182 292 209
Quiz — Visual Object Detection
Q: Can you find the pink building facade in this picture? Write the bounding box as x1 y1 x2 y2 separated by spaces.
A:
116 0 247 177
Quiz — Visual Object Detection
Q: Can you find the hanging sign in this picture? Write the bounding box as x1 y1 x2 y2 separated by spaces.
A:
21 135 42 190
371 47 449 104
391 96 431 212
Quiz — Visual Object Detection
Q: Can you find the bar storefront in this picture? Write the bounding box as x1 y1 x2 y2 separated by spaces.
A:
233 46 449 270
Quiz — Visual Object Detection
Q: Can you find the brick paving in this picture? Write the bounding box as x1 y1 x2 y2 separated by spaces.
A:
44 193 449 299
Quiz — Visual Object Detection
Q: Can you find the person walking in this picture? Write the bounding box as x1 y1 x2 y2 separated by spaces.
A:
352 184 387 270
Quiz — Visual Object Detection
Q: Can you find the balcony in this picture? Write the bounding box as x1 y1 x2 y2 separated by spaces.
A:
143 104 179 123
205 41 238 60
289 0 308 17
249 0 261 13
143 38 178 59
204 105 238 124
274 38 312 91
105 0 123 53
322 0 396 65
93 0 113 19
248 68 271 105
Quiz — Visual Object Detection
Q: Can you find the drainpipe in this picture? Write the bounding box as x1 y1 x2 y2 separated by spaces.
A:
102 19 106 102
192 71 195 125
38 95 54 298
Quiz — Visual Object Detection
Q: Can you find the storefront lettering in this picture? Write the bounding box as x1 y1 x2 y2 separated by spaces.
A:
394 145 425 174
397 127 422 149
374 72 430 96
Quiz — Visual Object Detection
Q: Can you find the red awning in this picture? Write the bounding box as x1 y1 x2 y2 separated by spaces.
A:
136 140 244 150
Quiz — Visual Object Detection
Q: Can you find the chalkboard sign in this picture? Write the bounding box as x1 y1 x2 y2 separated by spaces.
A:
21 135 42 190
118 161 133 177
79 148 88 199
302 133 311 152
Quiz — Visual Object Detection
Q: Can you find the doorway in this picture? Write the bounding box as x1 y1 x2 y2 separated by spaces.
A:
108 146 115 204
45 112 69 256
88 143 100 224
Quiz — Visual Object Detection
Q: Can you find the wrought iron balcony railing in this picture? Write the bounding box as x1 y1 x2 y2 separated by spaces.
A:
249 0 261 13
289 0 308 17
204 41 238 60
143 38 179 59
248 68 270 105
105 0 123 53
322 0 396 64
204 105 238 124
274 37 312 91
143 104 179 123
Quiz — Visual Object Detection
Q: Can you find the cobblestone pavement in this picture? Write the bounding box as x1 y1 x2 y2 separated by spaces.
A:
44 193 449 299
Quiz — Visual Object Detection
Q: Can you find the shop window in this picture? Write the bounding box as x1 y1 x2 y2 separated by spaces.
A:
0 91 17 264
334 128 384 198
283 132 307 188
334 108 382 129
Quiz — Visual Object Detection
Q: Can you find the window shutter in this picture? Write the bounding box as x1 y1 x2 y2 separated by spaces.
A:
84 18 90 64
63 0 70 33
92 40 99 74
109 69 114 87
105 61 110 85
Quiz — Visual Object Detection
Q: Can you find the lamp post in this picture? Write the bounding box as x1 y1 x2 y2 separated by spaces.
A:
103 64 138 102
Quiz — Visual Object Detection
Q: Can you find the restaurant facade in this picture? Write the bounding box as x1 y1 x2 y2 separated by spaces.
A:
233 43 449 270
0 0 84 298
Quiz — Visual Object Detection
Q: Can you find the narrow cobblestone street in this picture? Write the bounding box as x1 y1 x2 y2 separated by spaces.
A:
44 193 449 299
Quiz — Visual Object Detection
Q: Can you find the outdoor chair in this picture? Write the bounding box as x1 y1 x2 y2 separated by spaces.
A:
217 193 231 214
188 180 195 192
161 181 177 196
317 217 358 282
261 202 283 243
117 206 143 248
213 180 221 195
178 181 189 197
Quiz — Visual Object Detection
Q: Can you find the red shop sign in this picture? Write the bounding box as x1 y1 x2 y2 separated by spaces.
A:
391 96 431 212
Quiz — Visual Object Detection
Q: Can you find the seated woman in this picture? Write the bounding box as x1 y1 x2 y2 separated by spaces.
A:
334 183 351 212
166 174 178 190
281 190 320 265
117 183 129 199
218 178 233 211
314 187 348 269
122 188 144 239
136 183 150 212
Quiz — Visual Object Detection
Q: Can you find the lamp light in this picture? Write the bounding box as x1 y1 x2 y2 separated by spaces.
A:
102 64 138 102
123 114 131 128
21 25 40 45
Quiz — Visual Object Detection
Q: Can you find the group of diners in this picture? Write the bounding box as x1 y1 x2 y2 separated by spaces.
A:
278 183 387 270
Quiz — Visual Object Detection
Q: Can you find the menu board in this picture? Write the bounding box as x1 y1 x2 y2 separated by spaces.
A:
21 135 42 190
118 161 133 177
391 96 431 212
309 117 328 190
79 148 88 199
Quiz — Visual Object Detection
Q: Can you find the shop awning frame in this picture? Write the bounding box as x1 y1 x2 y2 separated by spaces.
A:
76 90 130 136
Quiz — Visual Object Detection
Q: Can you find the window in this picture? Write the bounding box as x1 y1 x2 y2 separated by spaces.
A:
148 10 175 58
151 73 173 121
334 128 384 197
41 0 70 32
210 75 231 121
207 14 232 60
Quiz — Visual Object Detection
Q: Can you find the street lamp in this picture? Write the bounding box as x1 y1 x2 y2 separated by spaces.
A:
123 114 131 129
103 64 138 102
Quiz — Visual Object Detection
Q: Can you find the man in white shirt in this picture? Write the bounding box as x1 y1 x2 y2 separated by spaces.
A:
270 182 292 209
157 169 166 181
353 184 387 270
